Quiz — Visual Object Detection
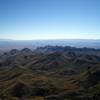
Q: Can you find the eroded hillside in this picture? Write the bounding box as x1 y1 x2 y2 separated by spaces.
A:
0 46 100 100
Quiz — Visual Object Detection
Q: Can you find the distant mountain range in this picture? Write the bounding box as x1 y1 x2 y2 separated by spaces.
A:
35 45 100 55
0 39 100 51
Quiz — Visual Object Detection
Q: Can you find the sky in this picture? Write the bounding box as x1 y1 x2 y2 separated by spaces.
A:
0 0 100 40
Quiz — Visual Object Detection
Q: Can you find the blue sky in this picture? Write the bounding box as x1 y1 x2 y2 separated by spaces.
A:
0 0 100 40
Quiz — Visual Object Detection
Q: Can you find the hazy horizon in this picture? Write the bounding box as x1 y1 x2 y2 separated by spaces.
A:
0 38 100 41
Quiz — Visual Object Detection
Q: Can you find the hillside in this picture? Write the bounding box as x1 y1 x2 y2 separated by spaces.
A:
0 46 100 100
